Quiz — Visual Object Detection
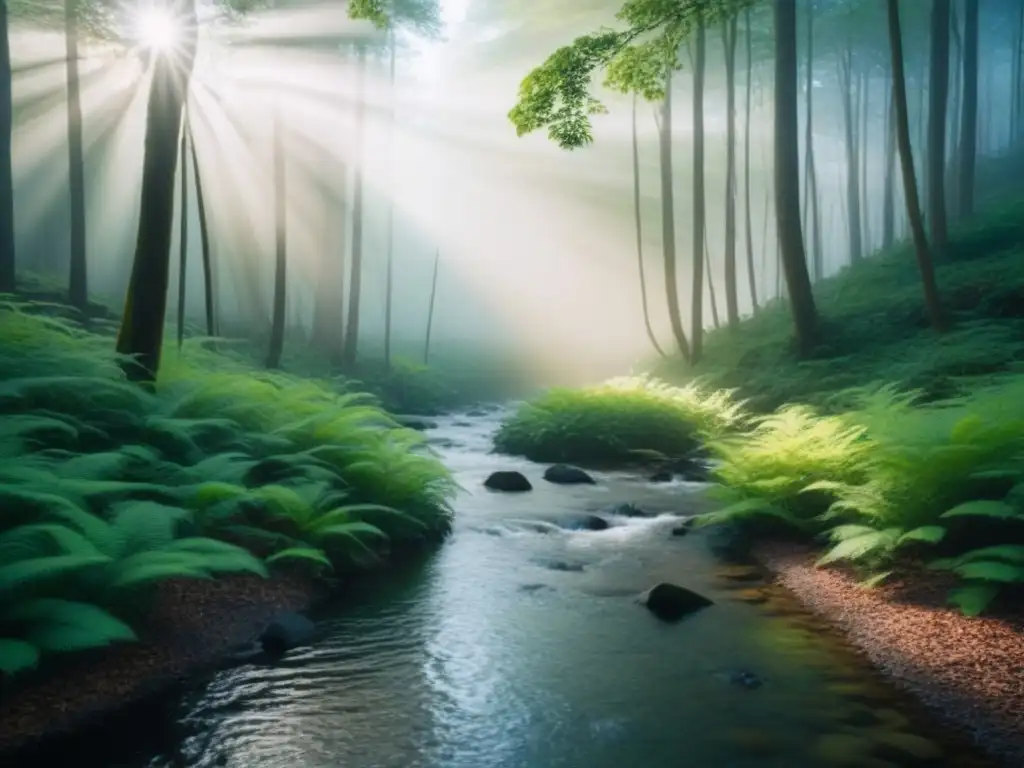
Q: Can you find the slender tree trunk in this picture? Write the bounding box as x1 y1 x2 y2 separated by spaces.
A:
958 0 979 219
882 82 896 250
803 0 823 282
743 6 758 313
0 0 14 294
928 0 951 261
948 0 963 213
774 0 818 353
760 189 770 301
631 94 665 357
383 27 397 368
860 69 870 253
838 41 863 263
342 44 366 370
65 0 87 311
116 0 198 383
655 69 690 361
722 15 739 327
176 118 188 349
691 20 707 362
188 122 216 336
888 0 946 332
1013 4 1024 143
423 248 439 365
704 229 720 329
266 103 287 370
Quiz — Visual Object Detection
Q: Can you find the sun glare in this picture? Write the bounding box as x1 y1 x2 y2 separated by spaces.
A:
134 7 179 51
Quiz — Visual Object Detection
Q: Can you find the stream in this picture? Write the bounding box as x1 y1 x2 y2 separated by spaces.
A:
57 407 991 767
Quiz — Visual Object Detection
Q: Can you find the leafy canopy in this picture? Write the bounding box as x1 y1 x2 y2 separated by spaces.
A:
507 0 753 148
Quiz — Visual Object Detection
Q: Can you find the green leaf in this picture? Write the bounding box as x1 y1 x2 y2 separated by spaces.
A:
0 638 41 675
266 547 333 570
10 599 137 652
0 553 112 596
897 526 947 545
858 570 894 589
952 561 1024 583
952 545 1024 564
940 500 1020 520
947 583 1001 617
817 529 900 566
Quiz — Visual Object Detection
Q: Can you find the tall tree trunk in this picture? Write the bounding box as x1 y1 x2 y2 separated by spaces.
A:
188 122 216 336
0 0 13 294
266 103 287 370
1013 3 1024 143
928 0 951 261
743 6 758 312
655 69 690 361
722 14 739 327
116 0 199 383
691 19 707 362
176 118 188 349
423 248 439 365
704 229 720 329
383 26 397 368
342 44 367 370
838 41 863 263
311 165 347 363
760 189 770 301
631 94 665 357
888 0 946 332
774 0 818 353
958 0 979 219
948 0 963 212
882 80 896 250
860 69 870 253
803 0 822 281
65 0 87 311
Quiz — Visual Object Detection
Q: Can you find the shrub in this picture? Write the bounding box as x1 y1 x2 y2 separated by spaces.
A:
494 375 746 464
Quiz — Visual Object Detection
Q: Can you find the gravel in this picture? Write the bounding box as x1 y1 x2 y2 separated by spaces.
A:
754 540 1024 767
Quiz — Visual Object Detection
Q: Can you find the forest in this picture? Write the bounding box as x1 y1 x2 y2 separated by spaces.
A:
1 0 1023 766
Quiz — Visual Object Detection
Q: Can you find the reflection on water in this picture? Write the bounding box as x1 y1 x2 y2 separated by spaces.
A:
83 409 989 768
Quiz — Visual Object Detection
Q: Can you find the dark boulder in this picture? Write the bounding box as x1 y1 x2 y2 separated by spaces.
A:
670 525 690 537
649 470 673 483
577 514 610 531
543 464 596 485
260 612 315 655
484 470 532 492
639 583 713 622
426 436 458 448
394 415 438 431
610 502 650 518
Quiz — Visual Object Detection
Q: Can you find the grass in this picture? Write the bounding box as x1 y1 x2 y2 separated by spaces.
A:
0 302 456 679
493 375 747 464
494 199 1024 616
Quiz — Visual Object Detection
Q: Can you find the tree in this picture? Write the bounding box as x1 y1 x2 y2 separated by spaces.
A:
508 0 819 354
341 43 367 371
802 0 822 281
887 0 945 332
266 102 286 370
927 0 951 261
742 5 757 313
837 32 863 263
690 20 707 361
65 0 87 311
958 0 978 219
773 0 818 353
0 0 14 293
721 13 739 327
630 93 665 357
383 25 397 367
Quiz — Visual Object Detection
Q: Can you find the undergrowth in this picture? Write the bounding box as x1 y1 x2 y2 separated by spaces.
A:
0 303 455 679
493 376 746 464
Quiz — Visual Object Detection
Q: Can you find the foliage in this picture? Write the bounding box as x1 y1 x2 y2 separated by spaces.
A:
493 375 745 464
0 306 455 677
508 0 756 148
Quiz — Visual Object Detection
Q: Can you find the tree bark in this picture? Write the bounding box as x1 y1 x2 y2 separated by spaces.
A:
116 0 198 383
882 83 896 250
705 228 720 329
188 121 216 336
722 14 739 327
691 19 707 362
631 94 665 357
266 103 287 370
860 68 870 253
655 69 690 361
175 117 188 349
773 0 818 354
423 248 439 364
383 27 397 367
887 0 946 332
341 44 366 370
0 0 13 294
743 6 758 313
65 0 87 311
958 0 978 219
928 0 951 261
838 41 863 264
802 0 822 281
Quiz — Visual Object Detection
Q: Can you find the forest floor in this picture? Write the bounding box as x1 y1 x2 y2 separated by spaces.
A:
753 539 1024 766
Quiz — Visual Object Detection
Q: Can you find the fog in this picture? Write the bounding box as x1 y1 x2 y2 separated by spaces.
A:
7 0 1023 386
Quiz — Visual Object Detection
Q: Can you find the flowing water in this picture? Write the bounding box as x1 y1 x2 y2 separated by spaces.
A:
60 408 992 768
